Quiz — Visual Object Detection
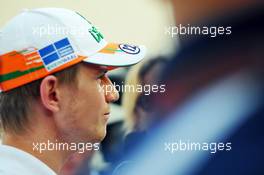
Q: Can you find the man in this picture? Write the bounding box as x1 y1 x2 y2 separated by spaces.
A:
0 8 146 174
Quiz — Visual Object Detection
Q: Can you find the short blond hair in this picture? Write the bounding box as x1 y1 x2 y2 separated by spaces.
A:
0 64 80 134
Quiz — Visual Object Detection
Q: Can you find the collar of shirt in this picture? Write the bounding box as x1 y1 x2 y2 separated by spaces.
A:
0 144 56 175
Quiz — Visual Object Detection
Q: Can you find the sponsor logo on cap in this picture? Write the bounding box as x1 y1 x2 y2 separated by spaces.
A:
119 44 140 55
89 26 104 43
38 38 77 71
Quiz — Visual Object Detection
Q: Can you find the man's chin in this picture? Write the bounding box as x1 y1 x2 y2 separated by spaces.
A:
91 129 107 143
98 129 107 141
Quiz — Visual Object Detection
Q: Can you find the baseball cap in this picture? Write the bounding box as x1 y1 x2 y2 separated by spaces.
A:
0 8 146 92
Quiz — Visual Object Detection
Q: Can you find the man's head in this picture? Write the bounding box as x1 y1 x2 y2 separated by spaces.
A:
0 8 145 143
0 62 119 142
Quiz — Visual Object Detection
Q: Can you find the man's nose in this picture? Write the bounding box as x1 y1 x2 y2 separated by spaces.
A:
103 77 119 103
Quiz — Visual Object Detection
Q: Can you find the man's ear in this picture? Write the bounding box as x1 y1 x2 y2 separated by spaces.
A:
40 75 60 112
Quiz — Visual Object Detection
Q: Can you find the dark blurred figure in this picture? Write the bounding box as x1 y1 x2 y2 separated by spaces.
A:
112 1 264 175
122 57 167 155
110 57 168 174
152 1 264 175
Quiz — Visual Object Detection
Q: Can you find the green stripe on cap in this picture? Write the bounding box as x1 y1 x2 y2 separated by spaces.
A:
0 65 44 83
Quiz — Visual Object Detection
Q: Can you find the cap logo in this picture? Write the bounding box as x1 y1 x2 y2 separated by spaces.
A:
119 44 140 54
38 38 77 71
89 26 104 43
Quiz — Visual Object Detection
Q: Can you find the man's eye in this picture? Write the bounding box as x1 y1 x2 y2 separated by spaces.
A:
96 70 108 82
96 74 106 83
97 74 105 80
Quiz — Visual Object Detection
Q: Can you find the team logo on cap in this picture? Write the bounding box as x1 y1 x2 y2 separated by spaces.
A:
89 26 104 43
38 38 77 71
119 44 140 55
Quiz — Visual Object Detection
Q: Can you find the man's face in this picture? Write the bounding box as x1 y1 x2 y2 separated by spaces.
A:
56 63 119 143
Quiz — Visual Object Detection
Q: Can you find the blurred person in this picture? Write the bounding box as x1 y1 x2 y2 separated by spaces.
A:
158 1 264 120
122 57 167 154
0 8 146 175
123 57 167 134
111 1 264 175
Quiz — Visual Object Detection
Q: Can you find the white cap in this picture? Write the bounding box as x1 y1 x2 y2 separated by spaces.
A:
0 8 146 91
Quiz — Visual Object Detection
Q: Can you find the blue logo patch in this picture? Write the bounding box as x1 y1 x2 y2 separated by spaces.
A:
119 44 140 55
38 38 77 71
